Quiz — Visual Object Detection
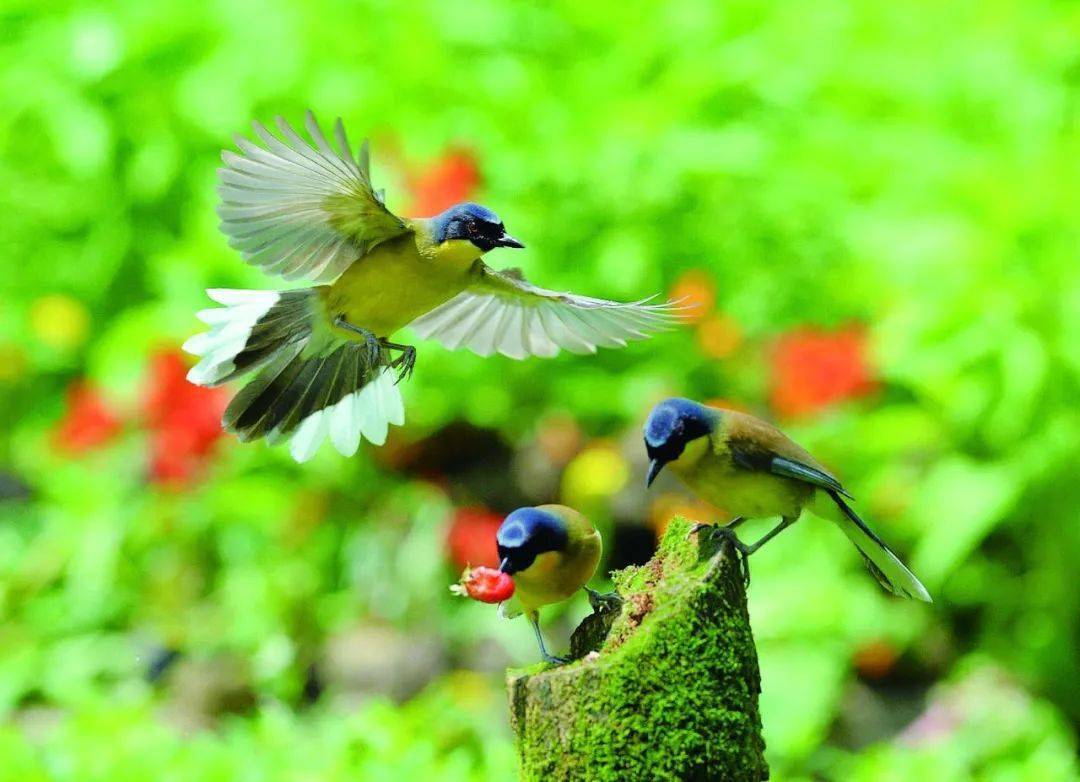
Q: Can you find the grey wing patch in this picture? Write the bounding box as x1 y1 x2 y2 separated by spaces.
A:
770 456 853 499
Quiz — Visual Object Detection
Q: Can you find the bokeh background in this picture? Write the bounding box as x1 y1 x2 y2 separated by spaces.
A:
2 0 1079 779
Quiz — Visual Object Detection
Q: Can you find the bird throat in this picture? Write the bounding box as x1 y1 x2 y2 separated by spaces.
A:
670 436 710 475
431 238 485 267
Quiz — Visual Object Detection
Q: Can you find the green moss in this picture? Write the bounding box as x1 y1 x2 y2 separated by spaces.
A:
507 518 768 781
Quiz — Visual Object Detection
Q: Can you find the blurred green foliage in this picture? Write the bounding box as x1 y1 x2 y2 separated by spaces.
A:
1 0 1079 779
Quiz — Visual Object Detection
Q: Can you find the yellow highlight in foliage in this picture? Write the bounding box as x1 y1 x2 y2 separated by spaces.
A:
696 314 742 359
30 294 90 350
0 344 28 383
648 492 724 536
561 441 629 505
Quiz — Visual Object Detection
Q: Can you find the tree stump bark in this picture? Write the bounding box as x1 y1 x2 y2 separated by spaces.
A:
507 517 769 781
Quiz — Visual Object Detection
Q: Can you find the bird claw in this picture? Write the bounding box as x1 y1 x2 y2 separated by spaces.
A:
685 521 713 540
389 345 417 384
710 526 752 588
334 317 384 368
542 653 570 666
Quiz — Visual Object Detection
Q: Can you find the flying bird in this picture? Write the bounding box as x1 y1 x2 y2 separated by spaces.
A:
643 398 931 601
496 505 615 664
184 112 680 461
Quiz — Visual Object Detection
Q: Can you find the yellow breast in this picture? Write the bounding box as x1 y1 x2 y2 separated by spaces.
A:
325 235 480 338
514 530 601 613
672 440 810 520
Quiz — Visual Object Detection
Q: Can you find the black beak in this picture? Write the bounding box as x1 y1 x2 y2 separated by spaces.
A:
646 459 665 488
499 557 513 574
495 233 524 249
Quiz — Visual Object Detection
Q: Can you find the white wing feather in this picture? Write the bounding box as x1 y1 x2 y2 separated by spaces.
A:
409 264 683 359
281 369 404 462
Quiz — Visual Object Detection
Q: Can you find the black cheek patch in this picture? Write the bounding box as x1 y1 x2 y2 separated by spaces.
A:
498 545 537 575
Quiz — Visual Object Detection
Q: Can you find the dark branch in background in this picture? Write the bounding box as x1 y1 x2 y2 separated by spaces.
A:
508 517 770 781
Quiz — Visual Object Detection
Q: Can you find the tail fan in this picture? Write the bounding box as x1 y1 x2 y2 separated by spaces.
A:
184 288 404 461
826 490 932 602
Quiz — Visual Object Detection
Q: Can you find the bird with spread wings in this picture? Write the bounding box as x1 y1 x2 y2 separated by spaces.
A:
184 112 682 461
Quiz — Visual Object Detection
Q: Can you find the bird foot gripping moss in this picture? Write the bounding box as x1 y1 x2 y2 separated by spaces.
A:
685 521 712 540
710 526 752 588
686 523 752 587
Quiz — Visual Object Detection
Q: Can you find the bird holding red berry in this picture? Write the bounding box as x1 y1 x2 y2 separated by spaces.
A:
452 504 618 665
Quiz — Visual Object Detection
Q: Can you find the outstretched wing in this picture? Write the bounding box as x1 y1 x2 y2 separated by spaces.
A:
217 111 409 284
408 263 683 359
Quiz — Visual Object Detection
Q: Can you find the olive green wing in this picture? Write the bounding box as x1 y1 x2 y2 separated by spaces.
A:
217 111 409 283
726 413 928 600
726 412 853 498
408 263 683 359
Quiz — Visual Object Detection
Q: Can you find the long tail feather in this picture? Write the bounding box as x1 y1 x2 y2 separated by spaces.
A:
826 491 932 602
184 288 405 461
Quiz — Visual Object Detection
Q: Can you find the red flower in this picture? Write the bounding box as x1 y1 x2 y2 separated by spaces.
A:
53 382 122 455
770 326 877 419
406 148 481 216
445 507 503 570
144 349 229 487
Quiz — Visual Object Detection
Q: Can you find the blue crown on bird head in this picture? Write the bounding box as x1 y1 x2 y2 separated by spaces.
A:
430 202 525 252
643 398 716 484
497 507 568 575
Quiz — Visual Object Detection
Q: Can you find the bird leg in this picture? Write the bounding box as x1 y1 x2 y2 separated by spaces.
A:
530 612 568 666
709 525 752 587
741 515 797 556
711 516 799 587
584 586 623 614
379 339 417 383
333 316 385 368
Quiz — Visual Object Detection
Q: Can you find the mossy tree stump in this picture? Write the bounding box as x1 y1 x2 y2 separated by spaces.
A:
507 517 769 781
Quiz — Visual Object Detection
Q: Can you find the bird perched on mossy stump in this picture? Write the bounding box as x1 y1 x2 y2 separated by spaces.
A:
507 517 769 781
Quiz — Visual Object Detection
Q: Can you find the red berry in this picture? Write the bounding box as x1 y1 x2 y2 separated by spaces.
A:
452 566 516 604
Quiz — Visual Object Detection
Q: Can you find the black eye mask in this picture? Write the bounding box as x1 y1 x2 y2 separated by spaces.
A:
497 511 568 574
645 407 712 464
